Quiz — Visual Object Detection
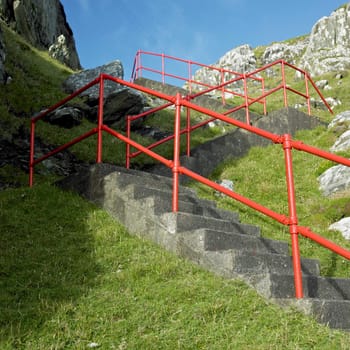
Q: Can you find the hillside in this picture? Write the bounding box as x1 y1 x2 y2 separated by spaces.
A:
1 5 350 348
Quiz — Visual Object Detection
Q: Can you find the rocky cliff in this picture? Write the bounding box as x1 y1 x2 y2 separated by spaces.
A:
193 3 350 83
300 3 350 76
0 0 81 70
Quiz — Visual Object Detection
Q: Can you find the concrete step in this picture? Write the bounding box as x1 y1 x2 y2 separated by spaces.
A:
126 183 240 221
249 273 350 301
160 211 260 236
275 298 350 331
181 228 288 255
107 165 194 195
230 252 320 276
186 243 319 277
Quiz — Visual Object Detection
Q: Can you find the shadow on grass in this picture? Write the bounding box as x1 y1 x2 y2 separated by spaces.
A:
0 184 100 344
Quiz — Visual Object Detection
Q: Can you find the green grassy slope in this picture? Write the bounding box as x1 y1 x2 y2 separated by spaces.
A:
1 19 350 348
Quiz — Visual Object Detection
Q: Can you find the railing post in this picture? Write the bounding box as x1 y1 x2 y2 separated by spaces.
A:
172 93 182 212
304 73 311 115
243 74 250 124
138 51 142 79
161 53 165 84
281 61 288 108
29 119 35 187
188 61 192 94
96 74 104 163
186 107 191 157
262 78 267 116
220 68 225 105
282 134 303 299
125 115 131 169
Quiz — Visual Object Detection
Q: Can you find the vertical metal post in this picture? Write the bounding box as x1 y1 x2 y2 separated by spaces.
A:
262 78 267 116
188 61 192 94
186 107 191 157
220 69 225 105
29 119 35 187
281 61 288 107
126 116 131 169
172 93 182 212
162 53 165 84
243 74 250 124
96 74 104 163
138 51 142 79
282 134 303 298
305 73 311 115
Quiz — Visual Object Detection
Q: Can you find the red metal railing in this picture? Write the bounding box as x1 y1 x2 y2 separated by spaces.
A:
30 70 347 299
126 52 333 166
131 49 267 121
131 50 333 122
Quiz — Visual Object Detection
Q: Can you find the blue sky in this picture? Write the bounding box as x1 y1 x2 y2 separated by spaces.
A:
61 1 347 80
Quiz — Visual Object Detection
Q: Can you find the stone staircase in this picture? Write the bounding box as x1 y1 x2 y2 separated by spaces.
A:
58 162 350 331
56 79 349 330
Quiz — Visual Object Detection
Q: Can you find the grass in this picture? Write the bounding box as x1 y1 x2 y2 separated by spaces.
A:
1 185 350 349
2 15 350 348
191 125 350 278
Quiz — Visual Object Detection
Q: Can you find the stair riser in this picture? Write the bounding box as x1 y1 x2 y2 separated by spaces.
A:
202 230 288 255
251 274 350 301
161 212 259 236
232 254 320 276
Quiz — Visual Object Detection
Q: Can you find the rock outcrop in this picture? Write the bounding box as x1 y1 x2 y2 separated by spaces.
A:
60 61 146 129
0 0 81 70
191 44 257 91
0 24 5 83
261 38 309 66
318 110 350 198
191 4 350 84
300 4 350 76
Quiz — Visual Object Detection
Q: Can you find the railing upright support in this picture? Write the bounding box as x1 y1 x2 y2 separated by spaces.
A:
262 79 267 116
305 73 311 115
29 119 35 187
188 61 192 94
186 107 191 157
283 134 303 298
96 74 104 163
220 68 225 105
281 61 288 108
172 93 182 212
243 74 250 124
162 53 165 84
126 115 131 169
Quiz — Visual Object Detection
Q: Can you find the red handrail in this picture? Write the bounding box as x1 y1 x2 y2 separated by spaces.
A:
131 51 333 119
30 70 347 300
131 49 266 115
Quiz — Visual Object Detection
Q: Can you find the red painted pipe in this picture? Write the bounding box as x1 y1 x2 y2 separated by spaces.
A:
283 134 303 298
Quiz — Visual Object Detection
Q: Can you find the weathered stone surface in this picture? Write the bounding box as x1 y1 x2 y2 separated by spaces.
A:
328 110 350 130
300 5 350 76
45 106 83 129
318 164 350 196
315 80 329 89
0 24 5 84
0 0 81 69
329 217 350 240
330 130 350 152
261 39 309 65
103 88 146 128
192 44 257 92
49 34 80 70
63 60 124 99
